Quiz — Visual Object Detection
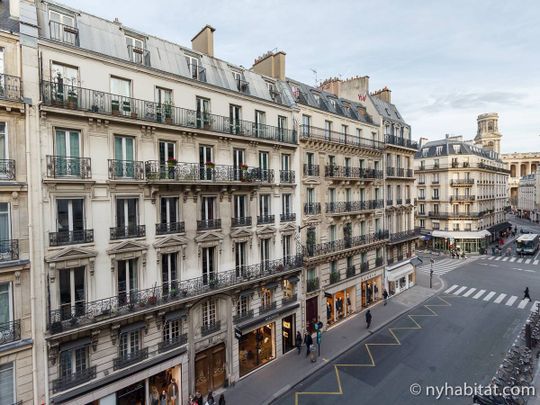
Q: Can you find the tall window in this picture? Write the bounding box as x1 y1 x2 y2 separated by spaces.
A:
281 154 290 172
260 238 270 263
255 111 266 136
155 87 173 107
307 188 315 204
259 194 271 217
49 11 76 44
196 97 210 128
117 259 138 304
114 135 135 178
0 282 12 329
237 295 249 317
58 267 85 320
199 145 213 180
200 197 216 221
159 140 175 168
125 35 145 64
51 62 79 87
119 330 141 358
230 105 241 134
0 363 14 405
160 197 178 225
54 129 81 177
282 194 291 215
259 151 269 181
282 235 291 258
56 199 84 241
59 344 89 379
116 198 138 231
235 242 247 276
202 300 217 327
202 247 215 285
324 120 332 139
277 116 287 139
0 202 10 243
302 115 311 136
185 55 200 79
163 318 181 343
161 253 178 294
233 194 247 219
110 77 132 115
232 148 245 180
329 225 336 241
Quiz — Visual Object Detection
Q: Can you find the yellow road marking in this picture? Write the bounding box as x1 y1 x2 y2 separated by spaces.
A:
294 296 453 405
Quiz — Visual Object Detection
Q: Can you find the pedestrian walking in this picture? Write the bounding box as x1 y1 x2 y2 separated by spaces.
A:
524 287 532 302
295 331 302 354
383 289 389 305
304 330 313 357
218 394 226 405
365 309 372 329
374 284 379 300
205 391 215 405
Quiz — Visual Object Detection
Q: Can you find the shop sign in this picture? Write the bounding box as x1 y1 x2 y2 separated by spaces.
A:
360 268 383 283
234 327 242 339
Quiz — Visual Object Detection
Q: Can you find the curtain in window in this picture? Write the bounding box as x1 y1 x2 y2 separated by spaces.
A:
0 363 14 404
0 123 6 160
0 203 9 242
0 283 10 325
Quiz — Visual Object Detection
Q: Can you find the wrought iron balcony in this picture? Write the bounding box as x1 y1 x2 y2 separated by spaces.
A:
303 164 320 177
324 165 383 180
325 200 384 214
0 319 20 345
306 231 388 258
197 218 221 231
282 294 298 306
260 301 277 314
387 257 394 265
384 134 419 150
127 45 151 66
388 228 421 244
0 239 19 262
156 222 185 235
47 255 303 333
145 161 274 184
280 212 296 222
300 125 384 151
49 229 94 247
257 214 275 225
307 277 319 293
233 309 254 324
304 202 321 215
46 156 92 179
450 195 476 202
231 217 252 228
279 170 295 183
41 81 298 145
361 262 369 273
397 254 404 261
346 266 356 278
428 211 483 219
108 159 144 180
0 73 22 102
52 366 97 393
329 271 341 284
386 199 393 206
376 257 384 267
110 225 146 240
0 159 15 180
158 333 188 353
113 348 149 370
405 198 411 204
201 320 221 336
49 20 79 46
396 199 403 205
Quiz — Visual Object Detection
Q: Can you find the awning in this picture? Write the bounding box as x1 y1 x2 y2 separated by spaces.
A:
387 263 414 282
431 230 491 240
237 302 300 332
488 222 512 233
410 257 423 267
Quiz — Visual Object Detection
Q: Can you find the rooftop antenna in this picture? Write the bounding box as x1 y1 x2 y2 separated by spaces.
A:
310 69 318 86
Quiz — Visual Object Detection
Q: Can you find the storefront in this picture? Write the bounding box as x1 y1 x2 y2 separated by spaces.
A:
387 262 415 296
281 315 295 354
238 323 276 377
305 296 318 332
325 287 356 325
195 343 226 396
361 276 382 308
431 230 491 253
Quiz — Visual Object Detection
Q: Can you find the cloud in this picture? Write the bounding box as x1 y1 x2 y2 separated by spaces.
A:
419 91 526 113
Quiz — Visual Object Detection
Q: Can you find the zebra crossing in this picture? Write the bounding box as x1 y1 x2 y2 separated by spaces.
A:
485 256 540 266
444 284 540 311
418 256 480 276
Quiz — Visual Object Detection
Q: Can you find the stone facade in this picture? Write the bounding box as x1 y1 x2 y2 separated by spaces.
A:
501 152 540 208
517 174 536 219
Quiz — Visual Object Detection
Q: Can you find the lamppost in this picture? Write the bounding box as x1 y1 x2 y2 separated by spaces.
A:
430 258 434 289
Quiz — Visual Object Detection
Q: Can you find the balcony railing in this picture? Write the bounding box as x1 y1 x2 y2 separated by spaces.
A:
307 277 320 293
52 366 97 393
450 195 475 202
41 81 298 145
396 199 403 205
108 159 144 180
233 309 254 324
0 159 16 180
346 266 356 278
157 333 188 353
325 165 383 180
329 271 341 284
156 222 185 235
197 219 221 231
46 156 92 179
280 213 296 222
49 229 94 247
325 200 384 214
376 257 384 267
260 301 277 314
0 73 22 102
428 211 483 219
110 225 146 240
300 125 384 151
49 20 79 46
0 320 20 345
257 214 275 225
282 294 298 306
387 167 413 178
231 217 252 228
48 255 303 333
127 45 151 66
303 164 320 177
0 239 19 262
418 162 510 174
280 170 295 183
361 262 369 273
113 348 149 370
201 320 221 337
304 202 321 215
306 231 389 258
145 161 275 184
384 134 418 150
389 228 421 244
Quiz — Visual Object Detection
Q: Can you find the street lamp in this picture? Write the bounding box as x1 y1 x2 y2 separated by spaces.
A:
430 258 434 289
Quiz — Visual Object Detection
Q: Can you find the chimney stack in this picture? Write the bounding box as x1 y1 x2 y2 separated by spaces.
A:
419 137 428 148
318 77 341 97
371 86 392 104
252 50 286 81
192 25 216 57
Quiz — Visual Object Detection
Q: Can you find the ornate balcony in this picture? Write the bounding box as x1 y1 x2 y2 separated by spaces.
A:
450 195 476 202
46 156 92 179
303 164 320 177
49 230 94 247
346 266 356 278
260 301 277 314
375 257 384 267
0 159 16 180
108 159 144 180
300 125 383 151
428 211 483 219
361 262 370 273
0 319 20 345
110 225 146 240
156 222 185 235
282 294 298 306
306 231 388 258
280 213 296 222
0 239 19 262
325 200 384 214
280 170 295 184
0 73 22 102
49 20 79 46
41 81 297 145
201 320 221 336
158 333 188 353
197 219 221 231
325 165 383 180
329 271 341 284
304 202 321 215
307 277 319 293
113 348 149 370
52 366 97 393
257 214 275 225
231 217 252 228
233 309 254 324
384 134 418 150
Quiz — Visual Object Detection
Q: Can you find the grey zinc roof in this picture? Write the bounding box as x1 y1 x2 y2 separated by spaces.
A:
369 94 408 126
0 0 20 34
415 138 503 162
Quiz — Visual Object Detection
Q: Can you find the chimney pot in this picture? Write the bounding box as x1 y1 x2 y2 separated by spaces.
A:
192 25 216 57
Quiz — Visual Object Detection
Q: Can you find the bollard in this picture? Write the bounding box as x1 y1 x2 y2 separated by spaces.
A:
525 320 533 349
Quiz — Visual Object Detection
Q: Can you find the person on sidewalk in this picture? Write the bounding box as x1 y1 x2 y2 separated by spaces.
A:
295 331 302 354
383 289 389 305
374 284 379 300
524 287 532 302
365 309 372 329
304 330 313 357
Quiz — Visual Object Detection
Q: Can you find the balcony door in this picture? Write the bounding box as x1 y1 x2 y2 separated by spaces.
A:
155 87 173 122
114 136 135 178
235 242 247 277
116 198 138 233
160 197 178 226
159 140 176 179
199 145 214 180
110 77 132 116
282 235 291 259
51 63 79 103
0 282 12 328
58 267 85 320
282 194 291 215
56 199 84 243
202 247 215 285
201 197 215 222
259 194 271 217
196 97 210 128
260 238 270 265
55 129 81 177
229 105 241 134
233 195 247 219
161 253 178 295
233 148 245 180
117 259 138 305
255 110 266 137
0 123 9 179
259 151 269 181
0 203 10 255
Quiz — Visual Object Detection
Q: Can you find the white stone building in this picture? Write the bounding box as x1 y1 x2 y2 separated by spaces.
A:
517 174 536 220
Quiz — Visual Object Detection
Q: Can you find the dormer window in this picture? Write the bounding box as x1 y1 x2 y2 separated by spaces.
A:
435 146 443 156
329 98 336 109
49 10 78 46
186 55 205 81
125 35 148 66
232 71 249 93
422 148 428 157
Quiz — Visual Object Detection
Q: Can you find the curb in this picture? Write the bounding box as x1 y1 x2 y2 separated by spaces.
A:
267 286 444 405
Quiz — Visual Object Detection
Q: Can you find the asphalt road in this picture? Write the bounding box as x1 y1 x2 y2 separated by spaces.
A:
274 237 540 404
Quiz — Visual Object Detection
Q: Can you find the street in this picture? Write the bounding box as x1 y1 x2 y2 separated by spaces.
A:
273 217 540 405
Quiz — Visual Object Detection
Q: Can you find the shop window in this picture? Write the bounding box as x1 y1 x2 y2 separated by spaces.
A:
239 323 275 377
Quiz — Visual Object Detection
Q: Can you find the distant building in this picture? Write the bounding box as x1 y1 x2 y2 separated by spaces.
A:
517 174 536 220
501 152 540 209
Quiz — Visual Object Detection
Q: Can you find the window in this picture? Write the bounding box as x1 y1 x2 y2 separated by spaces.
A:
202 247 215 285
116 198 138 229
0 202 9 246
113 136 135 177
432 222 440 230
55 129 81 176
435 146 443 156
185 55 200 80
282 193 291 215
419 219 425 228
261 287 273 307
160 197 178 227
278 116 287 139
281 153 291 178
259 151 270 181
356 128 362 139
49 10 76 45
161 253 178 294
329 225 336 241
199 145 214 180
202 300 216 327
259 194 271 216
230 105 241 134
196 98 210 128
119 330 141 358
307 188 315 204
419 189 425 199
200 196 216 221
233 194 247 219
453 223 460 231
302 115 311 135
125 35 145 64
260 238 270 263
60 344 89 379
56 199 84 238
0 282 12 327
51 62 79 86
282 235 292 258
0 362 14 404
433 204 440 214
235 242 247 276
255 111 266 136
328 188 336 204
432 189 439 200
324 120 332 139
237 295 249 317
110 77 131 115
341 124 348 136
117 259 138 305
163 318 181 343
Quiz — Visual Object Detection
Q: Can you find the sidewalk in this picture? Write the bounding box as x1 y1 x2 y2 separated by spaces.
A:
221 272 444 405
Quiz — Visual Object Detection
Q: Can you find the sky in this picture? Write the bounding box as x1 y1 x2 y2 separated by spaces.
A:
59 0 540 153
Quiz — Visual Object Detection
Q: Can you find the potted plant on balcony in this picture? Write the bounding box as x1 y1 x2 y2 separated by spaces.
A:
205 161 215 169
67 90 78 109
209 279 218 289
239 163 249 181
167 158 177 168
163 101 173 124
